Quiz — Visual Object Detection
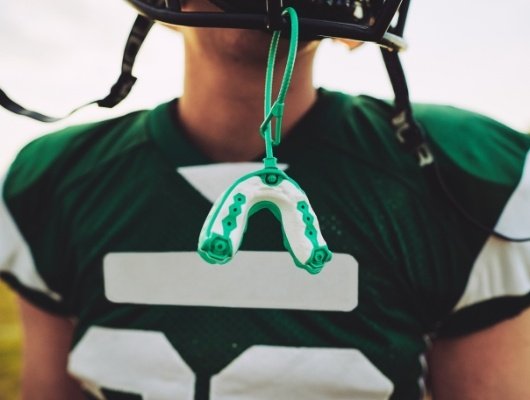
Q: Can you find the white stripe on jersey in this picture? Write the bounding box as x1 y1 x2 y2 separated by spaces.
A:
455 237 530 311
496 150 530 239
103 251 358 312
454 150 530 311
0 176 62 301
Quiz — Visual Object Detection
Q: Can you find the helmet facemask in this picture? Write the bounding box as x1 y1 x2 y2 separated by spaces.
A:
129 0 408 50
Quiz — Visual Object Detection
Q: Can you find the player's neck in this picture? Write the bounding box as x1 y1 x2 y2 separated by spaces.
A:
177 44 318 162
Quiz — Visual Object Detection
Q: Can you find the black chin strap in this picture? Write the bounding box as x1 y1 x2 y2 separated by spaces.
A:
381 47 530 243
0 15 153 123
381 48 434 167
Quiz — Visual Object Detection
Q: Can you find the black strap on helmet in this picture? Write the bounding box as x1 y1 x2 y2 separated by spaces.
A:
381 48 434 167
0 14 153 123
377 0 434 167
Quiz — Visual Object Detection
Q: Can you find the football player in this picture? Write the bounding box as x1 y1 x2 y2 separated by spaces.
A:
1 1 530 399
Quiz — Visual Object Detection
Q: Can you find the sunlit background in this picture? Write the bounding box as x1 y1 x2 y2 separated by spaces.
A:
0 0 529 398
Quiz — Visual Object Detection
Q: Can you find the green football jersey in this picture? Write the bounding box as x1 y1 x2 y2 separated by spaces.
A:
2 89 530 400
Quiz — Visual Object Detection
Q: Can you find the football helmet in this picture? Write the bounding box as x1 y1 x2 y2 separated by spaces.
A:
126 0 408 49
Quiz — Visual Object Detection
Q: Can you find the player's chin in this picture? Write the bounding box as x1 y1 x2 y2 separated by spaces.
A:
210 28 272 64
226 29 319 64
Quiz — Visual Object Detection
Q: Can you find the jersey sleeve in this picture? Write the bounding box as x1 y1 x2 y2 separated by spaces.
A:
1 133 80 316
415 104 530 337
1 113 147 316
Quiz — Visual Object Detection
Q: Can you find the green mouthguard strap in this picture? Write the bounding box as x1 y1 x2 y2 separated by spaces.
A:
260 7 299 168
198 7 332 274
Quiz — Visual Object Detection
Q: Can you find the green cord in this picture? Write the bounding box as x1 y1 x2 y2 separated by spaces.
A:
260 7 299 168
198 8 333 272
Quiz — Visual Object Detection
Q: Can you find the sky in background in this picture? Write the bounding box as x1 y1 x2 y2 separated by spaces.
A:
1 0 529 172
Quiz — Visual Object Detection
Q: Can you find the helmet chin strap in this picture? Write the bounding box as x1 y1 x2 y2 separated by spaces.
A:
0 14 153 123
197 7 333 274
381 48 434 168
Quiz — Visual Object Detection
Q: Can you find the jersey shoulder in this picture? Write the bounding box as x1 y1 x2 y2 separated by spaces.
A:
414 102 530 174
5 109 150 199
341 93 530 222
406 103 530 333
1 108 152 314
413 102 530 232
320 91 530 333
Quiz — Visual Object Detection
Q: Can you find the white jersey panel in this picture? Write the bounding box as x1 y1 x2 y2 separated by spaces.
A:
454 238 530 311
104 251 358 312
454 151 530 311
68 327 196 400
0 176 61 301
69 328 393 400
495 151 530 239
211 345 394 400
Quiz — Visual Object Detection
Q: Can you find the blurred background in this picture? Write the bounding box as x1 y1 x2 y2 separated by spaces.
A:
0 0 529 399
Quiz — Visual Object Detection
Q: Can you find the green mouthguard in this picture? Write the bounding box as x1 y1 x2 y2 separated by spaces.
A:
198 7 332 274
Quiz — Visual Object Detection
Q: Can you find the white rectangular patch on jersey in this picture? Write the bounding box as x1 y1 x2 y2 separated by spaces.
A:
104 252 358 312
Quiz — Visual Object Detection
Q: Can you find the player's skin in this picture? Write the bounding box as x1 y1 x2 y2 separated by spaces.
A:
428 307 530 399
17 0 530 399
176 0 321 162
18 297 84 400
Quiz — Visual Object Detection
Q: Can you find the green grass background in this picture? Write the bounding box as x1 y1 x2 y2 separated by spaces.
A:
0 281 22 400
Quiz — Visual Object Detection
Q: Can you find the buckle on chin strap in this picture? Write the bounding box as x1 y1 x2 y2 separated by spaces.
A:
266 0 284 30
164 0 181 11
392 110 434 167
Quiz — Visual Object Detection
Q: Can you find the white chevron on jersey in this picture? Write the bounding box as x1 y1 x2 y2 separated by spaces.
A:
177 163 288 203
